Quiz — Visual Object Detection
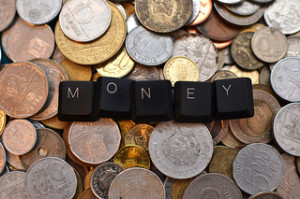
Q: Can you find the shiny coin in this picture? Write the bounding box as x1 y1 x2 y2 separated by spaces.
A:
249 192 284 199
91 162 125 199
0 171 27 198
0 62 48 118
117 120 135 146
2 119 37 155
0 0 16 32
124 124 154 151
233 143 284 195
149 121 213 179
225 0 260 16
59 0 111 42
0 143 6 174
164 177 195 199
287 36 300 57
216 0 243 4
189 0 213 26
126 26 173 66
25 157 77 199
273 103 300 156
60 59 92 81
0 109 6 136
125 63 160 81
69 119 121 165
108 167 165 199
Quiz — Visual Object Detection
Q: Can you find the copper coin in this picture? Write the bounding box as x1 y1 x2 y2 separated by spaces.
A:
6 151 27 171
2 18 55 62
0 62 48 118
205 120 229 145
0 0 16 32
213 39 233 49
51 47 66 64
2 119 37 155
60 59 92 81
0 143 6 174
189 0 213 26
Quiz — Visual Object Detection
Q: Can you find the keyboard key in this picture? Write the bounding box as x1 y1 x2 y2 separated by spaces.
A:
174 81 214 122
58 81 96 121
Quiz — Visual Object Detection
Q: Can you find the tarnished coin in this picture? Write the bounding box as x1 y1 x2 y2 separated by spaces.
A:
126 26 173 66
189 0 213 26
0 171 27 198
264 0 300 35
91 162 125 199
135 0 193 33
229 65 259 84
287 36 300 57
249 192 284 199
172 34 218 81
25 157 77 199
60 59 92 81
59 0 111 42
127 14 140 33
186 0 201 25
2 119 37 155
108 167 165 199
126 63 160 81
68 119 121 165
270 57 300 102
164 177 195 199
205 120 229 145
183 173 243 199
233 143 284 195
225 1 260 16
273 103 300 156
211 70 237 81
0 0 16 32
0 62 48 118
0 143 6 174
216 0 243 4
124 124 154 151
164 56 199 86
149 121 213 179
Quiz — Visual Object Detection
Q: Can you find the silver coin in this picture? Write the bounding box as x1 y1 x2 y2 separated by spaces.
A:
225 0 260 16
149 121 213 179
0 171 28 198
25 157 77 199
273 103 300 156
183 173 243 199
233 143 284 195
16 0 62 25
216 0 244 4
125 26 173 66
59 0 111 42
108 167 165 199
264 0 300 35
91 162 125 199
164 177 174 199
0 143 6 175
270 57 300 102
172 34 218 81
186 0 201 25
286 36 300 57
127 14 140 33
29 120 45 129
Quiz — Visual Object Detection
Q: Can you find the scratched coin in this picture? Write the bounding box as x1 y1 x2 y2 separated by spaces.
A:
125 26 173 66
225 0 260 16
59 0 111 42
0 0 16 32
2 119 37 155
125 63 160 81
108 167 165 199
124 124 154 151
0 171 28 198
249 192 284 199
149 121 213 179
0 143 6 174
25 157 77 199
233 143 284 195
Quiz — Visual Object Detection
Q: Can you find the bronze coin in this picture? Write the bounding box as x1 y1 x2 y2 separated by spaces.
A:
0 0 16 32
125 63 160 81
188 0 213 26
124 124 154 151
0 143 6 174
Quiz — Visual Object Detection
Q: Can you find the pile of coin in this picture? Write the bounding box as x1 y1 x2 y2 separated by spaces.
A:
0 0 300 198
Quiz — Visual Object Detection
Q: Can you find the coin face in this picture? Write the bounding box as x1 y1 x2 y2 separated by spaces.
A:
0 171 27 198
135 0 193 33
149 121 213 179
108 167 165 199
25 157 77 199
59 0 111 42
233 143 284 195
0 0 16 32
249 192 284 199
125 63 160 81
225 1 260 16
124 124 154 151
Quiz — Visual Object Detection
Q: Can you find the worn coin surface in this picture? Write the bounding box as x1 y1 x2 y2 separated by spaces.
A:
249 192 284 199
221 128 244 149
287 37 300 57
0 143 6 175
0 0 16 32
233 143 284 195
225 0 260 16
108 167 165 199
25 157 77 199
59 0 111 42
124 124 154 151
126 63 160 81
149 121 213 179
0 171 27 198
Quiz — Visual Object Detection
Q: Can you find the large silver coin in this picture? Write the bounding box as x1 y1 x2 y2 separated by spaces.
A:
59 0 111 42
149 121 213 179
216 0 244 4
125 26 173 66
264 0 300 35
270 57 300 102
108 167 165 199
16 0 62 25
233 143 284 195
0 171 28 198
273 103 300 156
25 157 77 199
183 173 243 199
225 0 260 16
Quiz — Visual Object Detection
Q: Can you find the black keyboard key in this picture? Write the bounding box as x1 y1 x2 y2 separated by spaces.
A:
174 81 214 122
95 77 133 120
213 78 254 119
58 81 96 121
132 80 173 122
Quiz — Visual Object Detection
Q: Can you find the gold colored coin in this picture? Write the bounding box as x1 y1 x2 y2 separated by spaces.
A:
211 70 237 82
113 145 150 169
164 56 199 86
117 120 135 147
96 47 134 78
221 128 244 149
84 168 95 190
60 59 92 81
213 145 229 154
229 65 259 84
80 187 97 199
55 2 126 65
0 108 6 136
252 84 274 95
124 124 154 151
171 178 195 199
74 169 84 199
41 116 68 130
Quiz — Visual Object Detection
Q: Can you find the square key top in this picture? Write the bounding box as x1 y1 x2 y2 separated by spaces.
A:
58 81 96 121
132 80 173 122
213 78 254 120
174 81 214 122
95 77 133 120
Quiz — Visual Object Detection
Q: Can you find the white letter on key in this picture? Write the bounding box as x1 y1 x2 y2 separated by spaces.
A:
222 85 232 96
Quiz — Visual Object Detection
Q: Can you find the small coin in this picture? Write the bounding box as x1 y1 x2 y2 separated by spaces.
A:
0 143 6 174
91 162 125 199
60 59 92 81
229 65 259 84
233 143 284 195
41 116 68 130
259 65 271 86
0 171 28 198
211 70 237 81
25 157 77 199
125 63 160 81
249 192 284 199
164 177 195 199
216 0 243 4
189 0 213 26
0 0 16 32
221 128 244 149
59 0 111 42
287 36 300 57
6 151 26 171
205 120 229 145
225 0 260 16
124 124 154 151
0 62 48 118
108 167 165 199
186 0 201 25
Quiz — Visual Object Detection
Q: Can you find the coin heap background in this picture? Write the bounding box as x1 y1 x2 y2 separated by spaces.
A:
0 0 300 198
